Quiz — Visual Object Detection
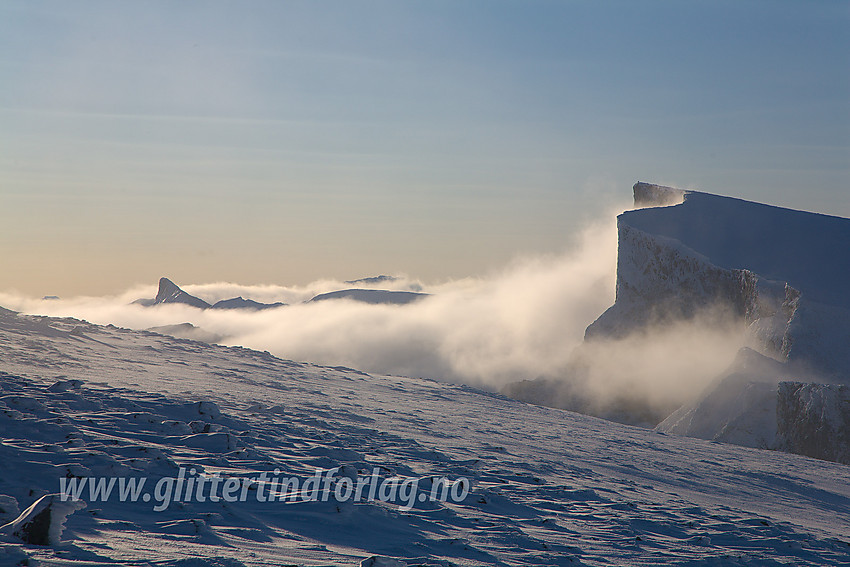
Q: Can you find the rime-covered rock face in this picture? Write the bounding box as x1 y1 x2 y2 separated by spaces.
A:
777 382 850 464
585 220 761 339
588 182 850 378
508 183 850 445
614 183 850 462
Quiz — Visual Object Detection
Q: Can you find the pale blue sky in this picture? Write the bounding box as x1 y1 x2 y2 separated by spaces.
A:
2 1 848 295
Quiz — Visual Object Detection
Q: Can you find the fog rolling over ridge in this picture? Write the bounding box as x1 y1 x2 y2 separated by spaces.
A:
3 182 848 454
0 198 760 429
0 216 620 386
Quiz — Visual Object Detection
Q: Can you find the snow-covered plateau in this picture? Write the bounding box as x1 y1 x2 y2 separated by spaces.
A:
1 303 850 565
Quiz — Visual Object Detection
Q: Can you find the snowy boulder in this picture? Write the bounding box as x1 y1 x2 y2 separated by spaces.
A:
159 420 193 435
189 420 215 433
0 494 85 546
192 401 221 420
181 432 239 453
0 395 45 414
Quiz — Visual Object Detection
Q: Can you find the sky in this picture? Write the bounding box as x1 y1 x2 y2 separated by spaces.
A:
1 0 848 297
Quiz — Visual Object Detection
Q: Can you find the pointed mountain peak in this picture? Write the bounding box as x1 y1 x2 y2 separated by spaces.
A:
155 278 181 303
153 277 211 309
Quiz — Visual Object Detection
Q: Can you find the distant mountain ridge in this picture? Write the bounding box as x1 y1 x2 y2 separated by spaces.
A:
344 275 398 285
210 297 285 310
133 277 427 309
309 289 428 305
133 278 285 311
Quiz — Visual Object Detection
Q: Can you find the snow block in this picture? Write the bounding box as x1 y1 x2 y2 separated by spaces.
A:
0 494 86 546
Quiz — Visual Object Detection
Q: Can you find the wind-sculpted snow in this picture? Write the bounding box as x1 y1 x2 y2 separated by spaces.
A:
0 309 849 565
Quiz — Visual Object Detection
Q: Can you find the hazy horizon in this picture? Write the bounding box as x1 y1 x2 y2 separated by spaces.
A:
2 1 848 296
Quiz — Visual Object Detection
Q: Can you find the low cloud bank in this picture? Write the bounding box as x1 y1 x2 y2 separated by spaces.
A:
0 216 616 388
1 205 758 417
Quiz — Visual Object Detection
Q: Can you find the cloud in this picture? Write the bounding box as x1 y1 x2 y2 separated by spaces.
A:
0 202 762 424
571 308 753 413
0 212 618 389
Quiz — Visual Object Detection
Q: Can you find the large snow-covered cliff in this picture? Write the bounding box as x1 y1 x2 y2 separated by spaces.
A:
596 183 850 462
588 182 850 377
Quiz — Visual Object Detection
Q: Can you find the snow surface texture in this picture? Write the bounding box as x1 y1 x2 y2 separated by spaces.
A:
1 308 850 565
584 183 850 462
